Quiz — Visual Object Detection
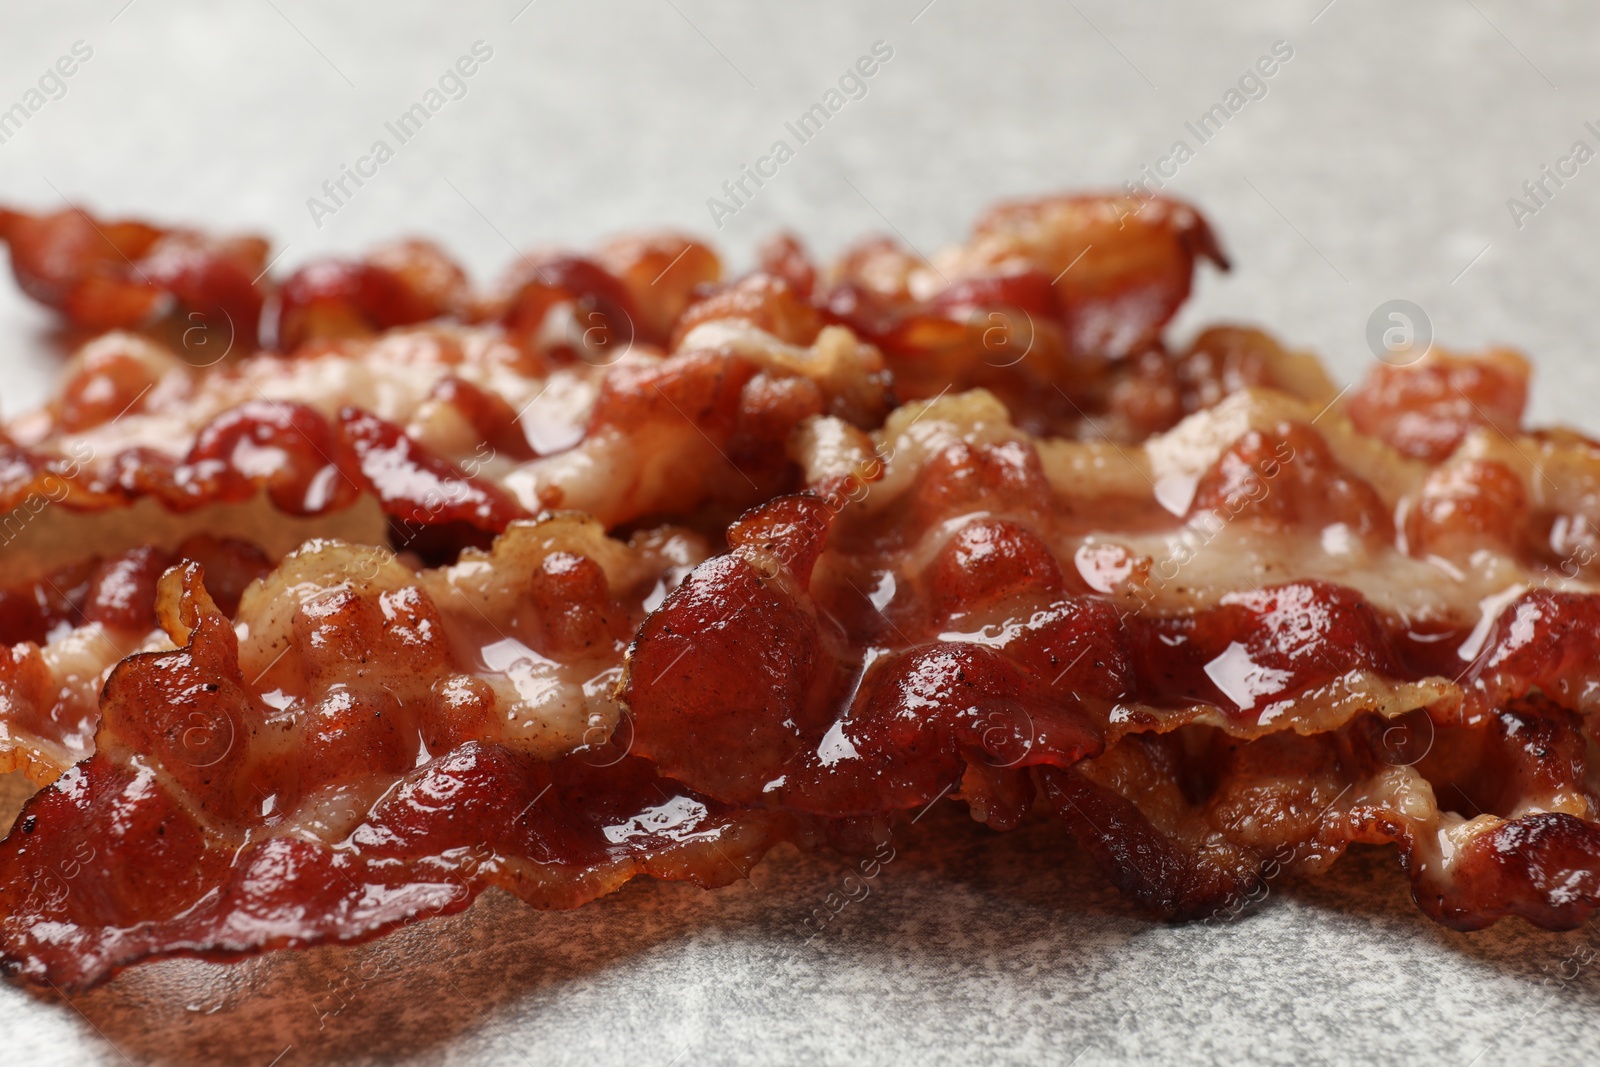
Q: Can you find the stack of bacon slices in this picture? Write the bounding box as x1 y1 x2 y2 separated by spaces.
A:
0 193 1596 991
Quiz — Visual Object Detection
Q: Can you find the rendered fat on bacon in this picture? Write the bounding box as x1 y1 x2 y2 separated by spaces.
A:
0 328 893 575
621 375 1600 928
0 505 705 781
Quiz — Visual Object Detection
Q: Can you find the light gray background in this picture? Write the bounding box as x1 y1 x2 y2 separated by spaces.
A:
1 2 1598 1064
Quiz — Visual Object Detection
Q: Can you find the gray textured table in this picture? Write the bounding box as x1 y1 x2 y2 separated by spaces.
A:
2 2 1598 1064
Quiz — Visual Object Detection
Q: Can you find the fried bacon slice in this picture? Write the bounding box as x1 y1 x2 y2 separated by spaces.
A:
0 205 269 348
0 737 790 989
0 513 705 788
2 289 891 576
6 194 1268 441
1 192 1256 575
0 200 722 362
804 194 1333 440
271 239 474 352
0 515 799 987
267 230 721 355
620 380 1600 927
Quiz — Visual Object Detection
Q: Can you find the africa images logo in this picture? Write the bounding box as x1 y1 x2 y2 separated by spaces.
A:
705 40 896 229
306 41 495 229
0 41 94 146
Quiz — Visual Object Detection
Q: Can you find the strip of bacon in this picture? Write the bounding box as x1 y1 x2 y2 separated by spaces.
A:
0 205 720 360
620 379 1600 926
0 205 269 348
0 511 705 787
0 513 786 988
0 320 889 576
272 240 476 352
1 193 1259 584
0 202 722 364
1042 691 1600 929
15 326 889 554
6 356 1590 984
268 231 722 356
809 194 1314 440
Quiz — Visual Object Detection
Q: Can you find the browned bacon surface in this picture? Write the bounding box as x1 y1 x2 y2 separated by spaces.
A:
272 239 476 352
0 392 520 579
2 193 1266 572
0 738 782 988
1347 347 1532 462
2 270 894 566
0 328 890 559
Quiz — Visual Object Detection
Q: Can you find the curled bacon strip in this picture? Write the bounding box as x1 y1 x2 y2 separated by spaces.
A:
0 514 764 987
813 194 1254 438
4 287 892 572
623 495 1101 825
0 395 518 583
0 205 268 348
2 726 783 988
2 193 1251 584
273 240 473 352
959 194 1230 359
1043 692 1600 929
0 509 707 785
7 372 1599 985
620 383 1600 926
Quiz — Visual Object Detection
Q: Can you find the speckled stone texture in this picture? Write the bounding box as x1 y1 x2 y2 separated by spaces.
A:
2 1 1599 1063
